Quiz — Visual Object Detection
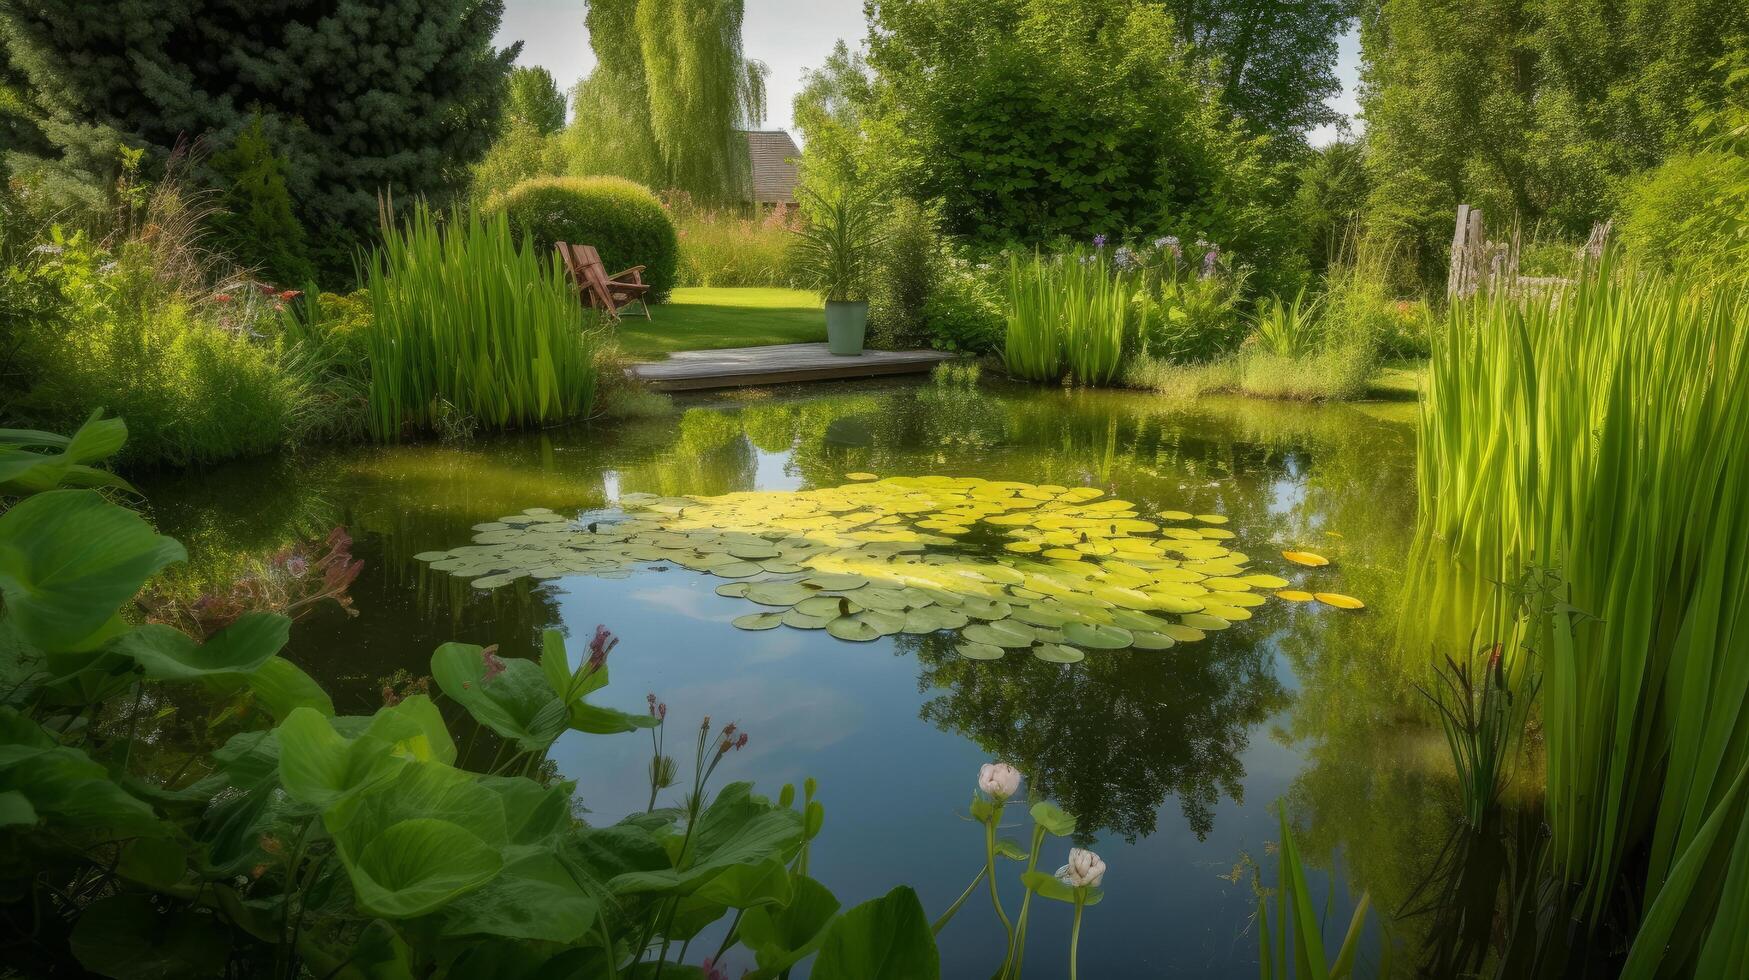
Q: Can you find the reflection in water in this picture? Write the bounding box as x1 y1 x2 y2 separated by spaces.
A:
138 375 1447 976
907 629 1288 842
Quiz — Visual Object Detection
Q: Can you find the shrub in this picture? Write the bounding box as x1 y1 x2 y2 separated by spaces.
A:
1617 149 1749 279
923 258 1005 354
363 205 599 439
868 198 938 349
467 119 568 209
491 175 680 300
12 219 318 468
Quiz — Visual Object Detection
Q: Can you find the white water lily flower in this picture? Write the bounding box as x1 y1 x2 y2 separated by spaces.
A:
978 762 1021 800
1056 847 1106 888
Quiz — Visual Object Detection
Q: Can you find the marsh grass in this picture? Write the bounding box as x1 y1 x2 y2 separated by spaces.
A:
363 205 599 440
1124 347 1375 402
1004 249 1129 385
673 207 801 288
1409 255 1749 969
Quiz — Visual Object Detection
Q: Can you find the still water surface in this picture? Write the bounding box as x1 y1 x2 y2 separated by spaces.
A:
142 377 1441 977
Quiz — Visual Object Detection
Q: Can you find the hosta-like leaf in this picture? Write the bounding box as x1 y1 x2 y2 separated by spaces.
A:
811 885 940 980
740 875 842 978
113 613 290 680
0 490 185 652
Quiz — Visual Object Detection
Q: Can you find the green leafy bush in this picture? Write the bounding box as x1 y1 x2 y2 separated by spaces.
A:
363 205 599 440
17 232 311 467
491 175 680 300
868 198 938 349
1618 149 1749 279
923 258 1005 354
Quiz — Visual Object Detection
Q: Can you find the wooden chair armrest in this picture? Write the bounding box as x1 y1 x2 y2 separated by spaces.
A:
609 281 653 294
608 265 647 282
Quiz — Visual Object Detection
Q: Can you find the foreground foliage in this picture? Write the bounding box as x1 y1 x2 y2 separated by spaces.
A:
1410 258 1749 972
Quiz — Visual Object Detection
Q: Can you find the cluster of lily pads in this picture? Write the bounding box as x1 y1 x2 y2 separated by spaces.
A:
414 474 1363 663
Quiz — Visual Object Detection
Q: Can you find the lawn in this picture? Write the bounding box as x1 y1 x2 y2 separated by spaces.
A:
616 287 824 359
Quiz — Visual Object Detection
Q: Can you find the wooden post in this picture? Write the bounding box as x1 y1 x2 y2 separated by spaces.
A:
1448 205 1486 299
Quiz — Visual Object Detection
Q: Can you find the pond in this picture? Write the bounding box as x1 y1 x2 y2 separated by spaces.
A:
140 375 1446 977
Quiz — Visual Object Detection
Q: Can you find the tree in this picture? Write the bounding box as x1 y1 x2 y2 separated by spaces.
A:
0 0 518 269
1159 0 1351 154
1294 136 1370 271
507 66 568 135
567 0 768 203
209 116 316 286
863 0 1295 282
1358 0 1749 285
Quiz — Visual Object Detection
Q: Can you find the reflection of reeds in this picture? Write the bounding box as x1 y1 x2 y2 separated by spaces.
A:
1406 255 1749 964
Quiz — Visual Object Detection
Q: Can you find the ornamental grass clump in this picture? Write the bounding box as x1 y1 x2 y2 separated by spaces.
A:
1004 248 1131 385
363 205 599 440
1408 255 1749 971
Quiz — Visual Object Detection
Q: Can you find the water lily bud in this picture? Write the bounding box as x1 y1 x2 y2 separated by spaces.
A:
978 762 1021 800
1055 847 1106 888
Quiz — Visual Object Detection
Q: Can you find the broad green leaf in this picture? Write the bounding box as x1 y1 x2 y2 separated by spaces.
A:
811 885 940 980
113 613 289 680
740 874 842 977
0 710 167 837
0 412 132 496
327 919 415 980
691 856 793 909
1029 801 1076 836
364 695 456 765
438 846 599 942
1019 870 1103 906
569 699 660 734
325 758 508 851
607 783 803 898
430 642 566 751
478 775 574 845
539 629 608 703
0 789 37 826
276 708 402 808
117 837 187 891
0 490 184 652
349 817 503 919
69 894 227 980
240 656 335 719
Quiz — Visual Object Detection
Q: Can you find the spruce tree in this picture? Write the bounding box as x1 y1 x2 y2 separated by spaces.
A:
0 0 517 264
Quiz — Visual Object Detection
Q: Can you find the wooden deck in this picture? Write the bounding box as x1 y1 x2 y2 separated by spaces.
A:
628 343 956 392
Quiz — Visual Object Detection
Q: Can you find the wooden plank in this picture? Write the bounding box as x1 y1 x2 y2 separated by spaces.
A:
628 343 955 392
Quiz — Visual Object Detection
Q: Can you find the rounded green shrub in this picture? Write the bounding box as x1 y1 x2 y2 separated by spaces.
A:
491 176 680 301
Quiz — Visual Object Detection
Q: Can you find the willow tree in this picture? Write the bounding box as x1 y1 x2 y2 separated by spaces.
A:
569 0 767 203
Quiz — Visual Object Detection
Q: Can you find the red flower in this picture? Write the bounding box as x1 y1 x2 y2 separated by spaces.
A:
212 293 234 303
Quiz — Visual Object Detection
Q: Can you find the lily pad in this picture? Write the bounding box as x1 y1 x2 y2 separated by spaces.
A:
1282 550 1330 567
963 621 1036 648
1180 613 1232 631
1274 590 1315 602
732 612 785 631
746 583 818 607
781 609 835 630
1031 644 1086 663
957 642 1006 661
1315 592 1366 610
1129 631 1176 650
1061 622 1133 650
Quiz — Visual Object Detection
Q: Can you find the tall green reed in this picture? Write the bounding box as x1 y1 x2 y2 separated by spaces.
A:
1409 255 1749 965
363 204 599 440
1003 249 1129 385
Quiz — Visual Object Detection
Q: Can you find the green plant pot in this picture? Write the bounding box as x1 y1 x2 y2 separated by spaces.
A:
825 301 869 355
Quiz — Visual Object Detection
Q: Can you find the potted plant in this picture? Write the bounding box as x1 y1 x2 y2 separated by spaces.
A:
793 188 882 355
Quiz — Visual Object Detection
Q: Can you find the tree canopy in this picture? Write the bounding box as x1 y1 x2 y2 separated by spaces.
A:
507 66 569 135
1161 0 1351 153
568 0 768 204
862 0 1294 278
0 0 516 266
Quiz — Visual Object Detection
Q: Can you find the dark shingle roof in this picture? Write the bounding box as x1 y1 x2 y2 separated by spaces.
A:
744 130 801 204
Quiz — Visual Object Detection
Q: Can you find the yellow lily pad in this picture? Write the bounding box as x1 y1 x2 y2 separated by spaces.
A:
1282 550 1330 567
1315 592 1366 610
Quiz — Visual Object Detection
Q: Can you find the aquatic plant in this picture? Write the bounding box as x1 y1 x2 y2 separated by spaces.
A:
1254 806 1371 980
1004 249 1131 385
0 415 967 977
413 475 1362 662
362 204 599 440
1412 258 1749 966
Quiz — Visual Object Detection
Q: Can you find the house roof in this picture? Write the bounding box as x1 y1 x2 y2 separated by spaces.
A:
744 130 801 204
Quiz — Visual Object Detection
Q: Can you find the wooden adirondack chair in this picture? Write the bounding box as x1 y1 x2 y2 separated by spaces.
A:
557 242 653 322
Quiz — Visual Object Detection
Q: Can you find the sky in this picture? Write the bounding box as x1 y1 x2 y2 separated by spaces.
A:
497 0 1363 145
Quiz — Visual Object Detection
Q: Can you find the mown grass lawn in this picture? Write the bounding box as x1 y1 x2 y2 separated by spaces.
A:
615 287 824 359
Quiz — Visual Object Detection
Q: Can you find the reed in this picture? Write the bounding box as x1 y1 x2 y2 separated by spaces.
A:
1003 249 1130 385
362 205 599 440
1410 255 1749 965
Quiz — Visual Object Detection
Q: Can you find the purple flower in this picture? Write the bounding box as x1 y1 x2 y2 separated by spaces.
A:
1201 245 1221 278
1092 234 1107 248
1114 246 1135 269
587 625 618 672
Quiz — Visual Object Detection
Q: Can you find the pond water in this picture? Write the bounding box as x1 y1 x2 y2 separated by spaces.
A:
140 376 1448 977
